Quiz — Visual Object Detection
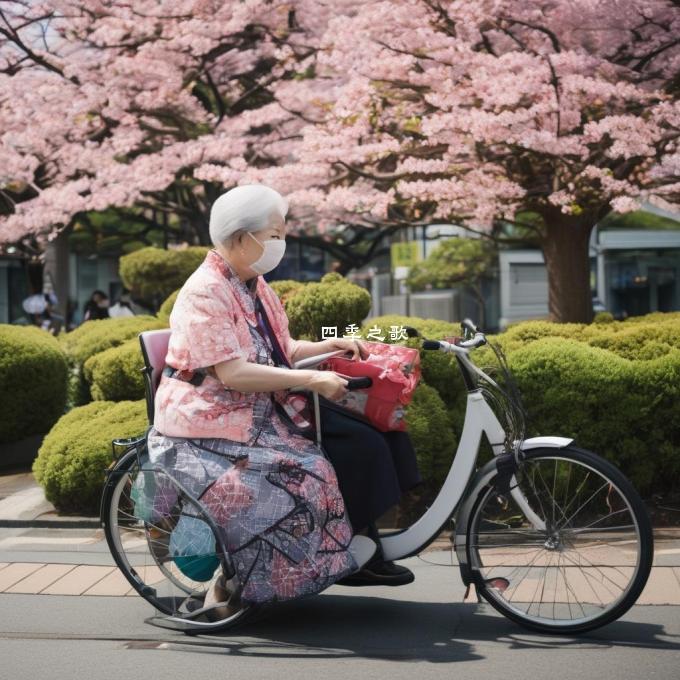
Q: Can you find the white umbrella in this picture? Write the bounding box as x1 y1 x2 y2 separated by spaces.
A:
22 294 47 315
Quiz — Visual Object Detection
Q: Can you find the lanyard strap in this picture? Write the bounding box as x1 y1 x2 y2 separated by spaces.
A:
254 296 318 441
254 296 291 369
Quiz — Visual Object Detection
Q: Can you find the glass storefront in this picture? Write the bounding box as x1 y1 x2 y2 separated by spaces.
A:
266 240 328 282
604 248 680 318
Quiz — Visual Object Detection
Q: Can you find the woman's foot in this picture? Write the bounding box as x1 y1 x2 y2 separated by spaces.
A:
336 559 415 586
203 571 242 620
338 521 415 586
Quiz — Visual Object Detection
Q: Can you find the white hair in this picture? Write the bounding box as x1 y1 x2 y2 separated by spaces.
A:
208 184 288 247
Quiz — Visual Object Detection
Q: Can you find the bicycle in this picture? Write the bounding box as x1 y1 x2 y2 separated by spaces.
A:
101 318 653 635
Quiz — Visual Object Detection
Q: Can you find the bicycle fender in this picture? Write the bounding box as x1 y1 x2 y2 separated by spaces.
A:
520 436 573 450
454 439 574 588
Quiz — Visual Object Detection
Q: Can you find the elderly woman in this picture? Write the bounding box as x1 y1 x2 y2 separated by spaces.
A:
148 184 419 614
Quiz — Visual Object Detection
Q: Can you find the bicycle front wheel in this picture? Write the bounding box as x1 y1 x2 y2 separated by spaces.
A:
466 446 653 634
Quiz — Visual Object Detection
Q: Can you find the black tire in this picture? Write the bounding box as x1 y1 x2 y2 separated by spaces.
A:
101 447 257 634
466 445 654 635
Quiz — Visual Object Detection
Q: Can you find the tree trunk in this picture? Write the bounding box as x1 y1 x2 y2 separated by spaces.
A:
540 215 595 324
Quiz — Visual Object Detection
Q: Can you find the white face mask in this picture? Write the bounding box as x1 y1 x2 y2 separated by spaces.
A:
247 231 286 275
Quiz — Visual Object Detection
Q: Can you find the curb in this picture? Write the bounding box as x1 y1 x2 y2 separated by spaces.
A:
0 518 101 529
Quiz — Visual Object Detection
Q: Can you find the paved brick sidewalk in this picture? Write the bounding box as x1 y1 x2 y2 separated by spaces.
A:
2 542 680 603
2 471 679 604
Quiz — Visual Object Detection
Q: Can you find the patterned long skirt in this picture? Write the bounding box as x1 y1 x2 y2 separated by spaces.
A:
145 405 358 605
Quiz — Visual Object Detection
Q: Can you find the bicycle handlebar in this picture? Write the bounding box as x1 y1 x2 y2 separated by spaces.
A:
346 376 373 390
289 374 373 393
422 317 487 352
461 318 480 335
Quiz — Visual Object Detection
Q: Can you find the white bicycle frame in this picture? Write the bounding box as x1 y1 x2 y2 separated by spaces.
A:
293 337 573 563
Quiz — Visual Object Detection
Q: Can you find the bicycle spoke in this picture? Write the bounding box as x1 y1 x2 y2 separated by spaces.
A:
527 551 552 617
501 546 550 601
563 542 634 585
566 511 631 534
560 554 587 619
521 466 550 525
534 461 571 528
552 459 558 529
556 469 593 528
559 549 624 599
468 450 650 631
558 479 611 532
471 542 547 549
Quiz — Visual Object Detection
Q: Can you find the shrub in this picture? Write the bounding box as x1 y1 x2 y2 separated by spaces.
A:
84 338 146 401
593 311 615 324
157 289 180 322
59 316 164 406
580 318 680 360
499 319 585 352
623 311 680 324
284 274 371 340
59 315 164 368
404 382 457 491
362 314 459 342
500 313 680 361
119 246 209 308
269 279 305 305
508 337 680 494
406 236 495 291
0 325 68 444
33 399 148 514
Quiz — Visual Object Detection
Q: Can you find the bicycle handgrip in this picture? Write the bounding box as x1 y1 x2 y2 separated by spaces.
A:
346 376 372 390
461 318 480 334
422 340 441 350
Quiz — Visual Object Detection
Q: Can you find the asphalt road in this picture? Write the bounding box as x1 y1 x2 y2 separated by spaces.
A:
1 551 679 680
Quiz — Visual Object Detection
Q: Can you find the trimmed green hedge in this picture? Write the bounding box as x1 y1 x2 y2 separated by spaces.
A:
84 338 146 402
119 246 209 307
362 314 458 342
157 289 180 322
269 279 305 305
0 325 68 444
33 400 148 514
59 315 165 406
405 383 458 490
59 315 165 368
360 311 680 498
499 315 680 360
508 337 680 494
284 273 371 341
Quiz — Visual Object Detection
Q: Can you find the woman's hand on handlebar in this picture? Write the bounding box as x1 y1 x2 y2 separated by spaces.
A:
322 337 368 361
306 371 348 401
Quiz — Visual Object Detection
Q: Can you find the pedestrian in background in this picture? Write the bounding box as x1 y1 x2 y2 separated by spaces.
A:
82 290 110 322
109 289 135 318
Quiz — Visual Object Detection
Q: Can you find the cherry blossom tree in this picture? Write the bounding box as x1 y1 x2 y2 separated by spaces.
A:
0 0 341 250
2 1 679 324
268 0 680 323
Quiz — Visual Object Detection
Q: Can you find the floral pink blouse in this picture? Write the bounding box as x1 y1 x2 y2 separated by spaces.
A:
153 248 297 443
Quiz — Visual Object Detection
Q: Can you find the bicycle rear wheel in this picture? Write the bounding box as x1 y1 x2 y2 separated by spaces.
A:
101 447 256 633
466 446 653 634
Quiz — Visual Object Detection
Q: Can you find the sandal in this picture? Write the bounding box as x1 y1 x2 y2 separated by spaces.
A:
202 570 242 621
